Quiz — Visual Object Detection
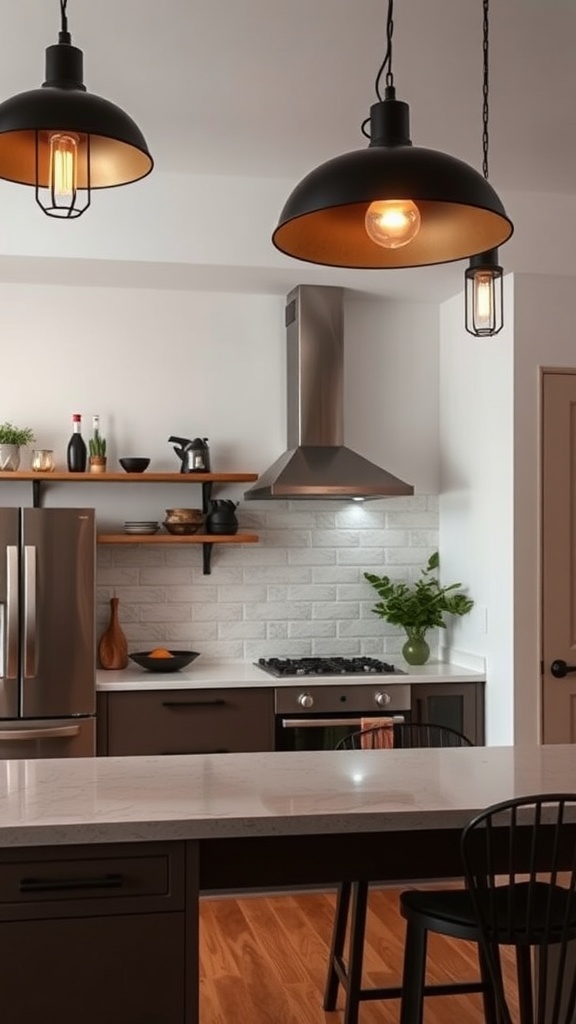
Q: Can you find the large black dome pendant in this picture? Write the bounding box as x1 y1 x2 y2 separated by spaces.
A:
0 1 153 219
273 92 513 270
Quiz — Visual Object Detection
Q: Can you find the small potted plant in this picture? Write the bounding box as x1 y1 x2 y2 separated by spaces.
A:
0 422 36 471
364 552 474 665
88 420 107 473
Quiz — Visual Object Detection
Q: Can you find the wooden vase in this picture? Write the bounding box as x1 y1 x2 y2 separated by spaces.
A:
98 596 128 670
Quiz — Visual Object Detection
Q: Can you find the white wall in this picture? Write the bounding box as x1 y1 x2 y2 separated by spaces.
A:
0 281 445 663
439 280 515 746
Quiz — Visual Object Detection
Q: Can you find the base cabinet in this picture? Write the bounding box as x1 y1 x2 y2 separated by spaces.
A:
0 841 197 1024
411 681 485 745
97 687 274 756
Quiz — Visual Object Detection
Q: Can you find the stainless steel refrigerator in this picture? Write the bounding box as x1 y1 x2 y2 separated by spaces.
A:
0 507 96 758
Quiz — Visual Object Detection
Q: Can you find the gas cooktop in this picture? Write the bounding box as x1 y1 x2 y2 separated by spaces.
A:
256 656 399 678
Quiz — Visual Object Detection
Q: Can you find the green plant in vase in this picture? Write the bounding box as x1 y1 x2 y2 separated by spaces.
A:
0 422 36 471
364 552 474 666
88 417 107 473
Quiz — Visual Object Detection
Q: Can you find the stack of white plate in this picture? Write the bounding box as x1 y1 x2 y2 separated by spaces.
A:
124 521 160 535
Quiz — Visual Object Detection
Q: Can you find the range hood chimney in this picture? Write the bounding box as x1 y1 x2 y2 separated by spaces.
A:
244 285 414 501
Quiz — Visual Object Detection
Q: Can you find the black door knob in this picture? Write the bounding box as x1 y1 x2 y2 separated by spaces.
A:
550 659 576 678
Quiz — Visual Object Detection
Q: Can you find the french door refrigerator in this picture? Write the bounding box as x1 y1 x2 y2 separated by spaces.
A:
0 507 96 758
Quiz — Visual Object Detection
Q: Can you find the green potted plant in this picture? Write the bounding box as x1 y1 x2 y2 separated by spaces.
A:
88 419 107 473
364 552 474 665
0 422 36 471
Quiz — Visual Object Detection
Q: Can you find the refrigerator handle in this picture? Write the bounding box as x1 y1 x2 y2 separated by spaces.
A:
0 725 81 741
6 546 18 679
23 545 37 679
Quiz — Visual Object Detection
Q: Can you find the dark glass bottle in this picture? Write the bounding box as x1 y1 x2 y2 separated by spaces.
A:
67 413 87 472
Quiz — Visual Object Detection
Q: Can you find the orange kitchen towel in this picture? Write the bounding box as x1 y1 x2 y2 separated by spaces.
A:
359 717 395 749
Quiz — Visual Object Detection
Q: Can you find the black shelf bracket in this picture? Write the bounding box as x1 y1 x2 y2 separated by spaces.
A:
32 479 42 508
202 543 214 575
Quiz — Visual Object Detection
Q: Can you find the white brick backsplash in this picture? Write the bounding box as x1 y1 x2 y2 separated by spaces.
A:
192 604 242 622
267 622 289 640
140 605 192 622
313 601 359 620
289 621 336 639
245 602 312 621
288 549 336 566
139 567 192 585
217 584 268 602
243 566 311 584
97 503 438 661
312 529 360 547
218 621 267 640
359 530 408 547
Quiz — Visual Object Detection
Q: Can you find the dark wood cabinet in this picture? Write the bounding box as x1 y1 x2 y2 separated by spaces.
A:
0 840 197 1024
411 681 485 745
97 686 274 756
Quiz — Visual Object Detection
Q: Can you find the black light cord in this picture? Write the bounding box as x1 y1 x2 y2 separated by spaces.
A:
482 0 490 180
362 0 395 139
58 0 71 45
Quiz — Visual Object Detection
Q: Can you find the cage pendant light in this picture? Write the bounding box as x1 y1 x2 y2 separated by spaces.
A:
272 0 513 270
465 0 504 336
0 0 153 219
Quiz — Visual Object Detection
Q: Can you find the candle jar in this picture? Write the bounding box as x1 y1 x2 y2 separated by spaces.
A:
30 449 55 472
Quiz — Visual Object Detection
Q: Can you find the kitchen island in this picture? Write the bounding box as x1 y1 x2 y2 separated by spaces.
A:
0 744 572 1024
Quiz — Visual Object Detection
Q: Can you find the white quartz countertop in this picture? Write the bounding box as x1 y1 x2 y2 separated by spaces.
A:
96 659 485 691
0 743 571 848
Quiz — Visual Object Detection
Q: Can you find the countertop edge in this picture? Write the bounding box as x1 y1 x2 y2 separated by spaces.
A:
96 660 486 691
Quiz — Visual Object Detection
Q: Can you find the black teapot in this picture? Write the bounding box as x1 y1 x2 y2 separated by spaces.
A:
168 436 211 473
206 499 238 535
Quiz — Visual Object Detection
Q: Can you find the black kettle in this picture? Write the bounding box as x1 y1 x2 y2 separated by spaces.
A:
207 499 238 535
168 436 211 473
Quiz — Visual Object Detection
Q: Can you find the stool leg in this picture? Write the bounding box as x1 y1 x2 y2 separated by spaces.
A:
323 881 352 1010
399 920 427 1024
343 881 369 1024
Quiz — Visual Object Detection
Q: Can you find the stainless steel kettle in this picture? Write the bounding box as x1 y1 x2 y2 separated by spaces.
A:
168 436 211 473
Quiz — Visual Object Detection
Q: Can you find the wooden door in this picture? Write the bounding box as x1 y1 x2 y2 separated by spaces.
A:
541 369 576 742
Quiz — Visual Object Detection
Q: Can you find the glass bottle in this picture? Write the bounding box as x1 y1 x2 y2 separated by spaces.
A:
66 413 87 472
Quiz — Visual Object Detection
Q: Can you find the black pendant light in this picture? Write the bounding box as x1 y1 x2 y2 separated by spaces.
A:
465 0 504 336
272 0 513 270
0 0 153 219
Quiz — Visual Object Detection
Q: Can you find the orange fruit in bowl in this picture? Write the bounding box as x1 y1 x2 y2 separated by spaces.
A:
148 648 174 659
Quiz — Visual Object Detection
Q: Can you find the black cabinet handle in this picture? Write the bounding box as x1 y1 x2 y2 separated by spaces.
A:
550 660 576 678
161 699 226 708
19 873 123 893
160 748 228 755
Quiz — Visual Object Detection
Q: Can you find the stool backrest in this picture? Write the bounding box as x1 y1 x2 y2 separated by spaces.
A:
335 721 472 750
461 793 576 1024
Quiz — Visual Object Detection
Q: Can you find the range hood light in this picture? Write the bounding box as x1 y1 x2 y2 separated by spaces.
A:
244 285 414 502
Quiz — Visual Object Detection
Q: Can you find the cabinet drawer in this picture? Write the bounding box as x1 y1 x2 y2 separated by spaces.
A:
0 841 185 921
101 687 274 756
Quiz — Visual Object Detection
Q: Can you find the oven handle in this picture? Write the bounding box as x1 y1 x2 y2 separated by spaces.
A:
280 715 406 729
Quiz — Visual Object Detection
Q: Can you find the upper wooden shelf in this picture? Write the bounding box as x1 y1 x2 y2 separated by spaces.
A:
0 471 258 483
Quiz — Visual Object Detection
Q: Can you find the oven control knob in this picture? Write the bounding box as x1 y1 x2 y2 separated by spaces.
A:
374 691 391 707
298 692 314 709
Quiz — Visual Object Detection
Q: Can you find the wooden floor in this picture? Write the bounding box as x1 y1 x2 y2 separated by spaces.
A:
199 885 517 1023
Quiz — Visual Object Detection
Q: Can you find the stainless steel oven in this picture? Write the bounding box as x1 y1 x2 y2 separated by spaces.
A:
274 682 411 751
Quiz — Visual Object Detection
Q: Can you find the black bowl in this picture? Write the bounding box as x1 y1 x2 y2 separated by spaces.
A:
119 458 150 473
129 650 200 672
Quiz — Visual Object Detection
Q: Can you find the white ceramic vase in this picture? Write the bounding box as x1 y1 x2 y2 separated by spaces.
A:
0 444 20 471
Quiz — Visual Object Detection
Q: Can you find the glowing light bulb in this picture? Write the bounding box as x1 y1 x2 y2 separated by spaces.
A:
365 199 421 249
473 271 494 331
48 133 78 199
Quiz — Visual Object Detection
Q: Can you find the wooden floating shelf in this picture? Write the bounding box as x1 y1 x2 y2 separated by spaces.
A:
0 471 258 483
0 469 261 573
97 532 258 545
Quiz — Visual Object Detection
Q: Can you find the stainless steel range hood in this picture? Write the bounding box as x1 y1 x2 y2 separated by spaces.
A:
244 285 414 501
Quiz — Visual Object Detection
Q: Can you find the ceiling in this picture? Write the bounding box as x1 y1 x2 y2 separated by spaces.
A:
0 0 573 301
